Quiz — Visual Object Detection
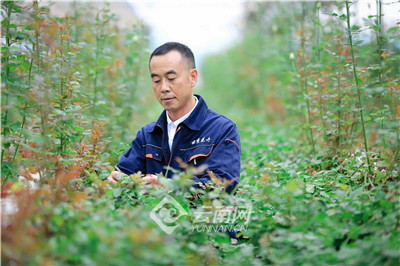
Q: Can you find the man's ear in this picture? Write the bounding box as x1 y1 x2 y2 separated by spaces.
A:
190 69 198 88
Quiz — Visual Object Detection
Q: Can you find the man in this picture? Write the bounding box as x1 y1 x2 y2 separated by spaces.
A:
107 42 241 194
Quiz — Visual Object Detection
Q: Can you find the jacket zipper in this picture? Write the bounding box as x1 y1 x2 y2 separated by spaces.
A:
156 124 168 163
165 126 181 178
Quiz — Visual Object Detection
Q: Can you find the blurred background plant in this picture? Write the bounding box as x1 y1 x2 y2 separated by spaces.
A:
1 0 151 182
201 1 399 175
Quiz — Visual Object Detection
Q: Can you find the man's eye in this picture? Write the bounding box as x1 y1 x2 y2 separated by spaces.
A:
168 78 175 81
154 80 160 84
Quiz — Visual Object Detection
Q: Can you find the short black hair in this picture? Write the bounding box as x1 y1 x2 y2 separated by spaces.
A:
149 42 196 69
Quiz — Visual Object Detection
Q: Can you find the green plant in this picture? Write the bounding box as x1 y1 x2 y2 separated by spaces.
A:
1 1 399 265
345 1 372 175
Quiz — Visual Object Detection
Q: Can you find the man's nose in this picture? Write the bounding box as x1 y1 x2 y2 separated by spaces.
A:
160 80 170 92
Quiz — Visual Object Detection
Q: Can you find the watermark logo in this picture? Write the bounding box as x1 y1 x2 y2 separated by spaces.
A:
192 224 249 233
191 205 252 232
193 206 252 225
151 195 253 234
150 195 188 234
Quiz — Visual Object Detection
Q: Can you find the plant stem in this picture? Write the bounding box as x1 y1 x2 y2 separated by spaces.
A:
12 59 33 164
315 2 327 139
376 0 386 150
316 71 327 135
336 36 343 150
345 1 372 175
33 1 45 137
93 12 101 119
301 3 316 156
291 59 307 127
1 1 13 167
33 0 50 182
59 25 65 156
72 0 79 43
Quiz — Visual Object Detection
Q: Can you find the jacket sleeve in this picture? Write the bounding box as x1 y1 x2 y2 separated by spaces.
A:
116 129 146 175
192 123 241 194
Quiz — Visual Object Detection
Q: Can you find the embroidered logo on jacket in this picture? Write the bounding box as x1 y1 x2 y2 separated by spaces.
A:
191 137 211 145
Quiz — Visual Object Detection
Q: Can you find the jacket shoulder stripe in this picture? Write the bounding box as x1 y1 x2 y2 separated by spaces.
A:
189 150 213 162
145 153 161 162
225 138 240 149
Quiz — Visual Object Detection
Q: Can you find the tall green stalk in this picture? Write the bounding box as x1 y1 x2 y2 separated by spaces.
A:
92 11 103 119
59 24 66 155
33 0 50 181
33 1 46 138
375 0 386 149
345 1 372 175
291 57 308 128
1 1 13 166
315 2 327 139
301 3 316 155
12 59 33 165
72 0 80 43
336 36 343 150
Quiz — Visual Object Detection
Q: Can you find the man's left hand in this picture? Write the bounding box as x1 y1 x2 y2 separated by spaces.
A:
141 174 160 188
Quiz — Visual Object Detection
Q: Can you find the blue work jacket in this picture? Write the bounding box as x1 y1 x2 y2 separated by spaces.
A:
117 94 241 194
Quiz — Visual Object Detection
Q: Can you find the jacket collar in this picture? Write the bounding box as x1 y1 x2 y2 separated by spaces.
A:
151 94 208 133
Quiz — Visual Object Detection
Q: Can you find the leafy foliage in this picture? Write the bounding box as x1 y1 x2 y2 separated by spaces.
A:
1 1 150 180
2 116 399 265
1 1 399 265
201 1 399 167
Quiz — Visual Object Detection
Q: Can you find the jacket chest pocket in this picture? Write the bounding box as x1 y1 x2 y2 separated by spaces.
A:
143 144 163 162
180 144 214 165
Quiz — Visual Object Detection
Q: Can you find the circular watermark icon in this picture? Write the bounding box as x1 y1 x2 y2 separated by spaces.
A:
150 195 188 234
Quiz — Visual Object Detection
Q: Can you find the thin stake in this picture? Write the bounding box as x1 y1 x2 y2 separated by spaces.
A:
345 1 373 175
376 0 386 150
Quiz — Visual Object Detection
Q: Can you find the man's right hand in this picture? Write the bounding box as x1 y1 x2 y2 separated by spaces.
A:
107 171 122 185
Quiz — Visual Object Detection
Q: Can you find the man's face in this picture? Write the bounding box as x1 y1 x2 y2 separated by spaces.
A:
149 50 198 119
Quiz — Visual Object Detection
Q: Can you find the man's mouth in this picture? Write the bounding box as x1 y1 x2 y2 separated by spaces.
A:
162 97 175 102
